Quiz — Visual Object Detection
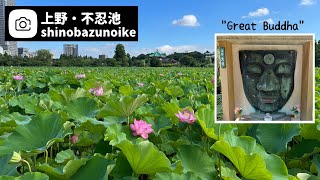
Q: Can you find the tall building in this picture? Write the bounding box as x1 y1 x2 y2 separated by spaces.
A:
63 44 78 57
99 54 107 59
0 0 17 56
18 47 29 57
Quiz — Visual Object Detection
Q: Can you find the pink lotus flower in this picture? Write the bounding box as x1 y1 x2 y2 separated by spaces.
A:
75 74 86 79
130 119 153 139
70 134 78 144
138 82 144 87
89 86 104 96
175 109 196 124
13 75 24 81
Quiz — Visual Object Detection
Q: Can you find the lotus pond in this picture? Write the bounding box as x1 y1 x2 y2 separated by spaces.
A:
0 67 319 180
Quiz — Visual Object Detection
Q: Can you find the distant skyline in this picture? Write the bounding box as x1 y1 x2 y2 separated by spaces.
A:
63 44 78 57
1 0 17 56
14 0 320 58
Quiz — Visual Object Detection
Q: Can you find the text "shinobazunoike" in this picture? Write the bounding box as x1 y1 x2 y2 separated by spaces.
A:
40 12 136 38
41 27 136 38
5 6 138 41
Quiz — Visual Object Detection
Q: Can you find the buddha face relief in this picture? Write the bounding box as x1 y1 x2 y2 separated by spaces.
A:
239 50 297 112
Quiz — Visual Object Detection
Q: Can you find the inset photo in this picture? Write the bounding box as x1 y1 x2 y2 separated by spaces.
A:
215 34 314 123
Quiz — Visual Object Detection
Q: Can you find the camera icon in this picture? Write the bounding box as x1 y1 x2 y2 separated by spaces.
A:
15 17 32 31
9 9 38 38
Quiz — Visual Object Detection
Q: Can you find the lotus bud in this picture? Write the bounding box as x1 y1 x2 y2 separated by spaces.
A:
9 151 21 163
71 134 78 144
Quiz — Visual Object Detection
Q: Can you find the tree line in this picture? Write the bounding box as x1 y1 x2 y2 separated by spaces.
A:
316 40 320 67
0 44 214 67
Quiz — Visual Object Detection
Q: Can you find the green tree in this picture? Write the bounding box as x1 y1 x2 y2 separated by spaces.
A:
180 55 197 66
114 44 129 67
167 52 184 61
35 49 53 61
32 49 53 66
316 40 320 67
150 57 162 67
189 51 205 62
136 54 149 60
106 58 119 66
127 53 132 66
132 60 145 67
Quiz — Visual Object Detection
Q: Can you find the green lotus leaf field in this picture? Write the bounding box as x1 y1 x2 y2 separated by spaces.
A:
0 67 319 180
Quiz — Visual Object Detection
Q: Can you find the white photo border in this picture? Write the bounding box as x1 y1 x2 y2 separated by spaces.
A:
214 33 315 124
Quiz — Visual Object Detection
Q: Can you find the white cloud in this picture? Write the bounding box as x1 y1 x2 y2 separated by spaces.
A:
50 48 62 58
128 48 154 56
300 0 317 5
172 15 200 27
81 47 104 55
260 18 274 24
242 8 270 18
78 43 116 58
265 18 274 24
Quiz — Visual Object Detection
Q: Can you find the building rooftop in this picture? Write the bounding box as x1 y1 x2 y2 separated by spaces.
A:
149 50 166 57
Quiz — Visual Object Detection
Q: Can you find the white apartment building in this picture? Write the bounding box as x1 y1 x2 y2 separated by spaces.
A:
0 0 17 56
63 44 78 57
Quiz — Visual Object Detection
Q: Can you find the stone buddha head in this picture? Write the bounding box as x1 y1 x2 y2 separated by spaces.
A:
239 50 297 112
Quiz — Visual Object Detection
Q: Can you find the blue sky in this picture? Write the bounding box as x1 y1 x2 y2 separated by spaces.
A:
16 0 320 58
